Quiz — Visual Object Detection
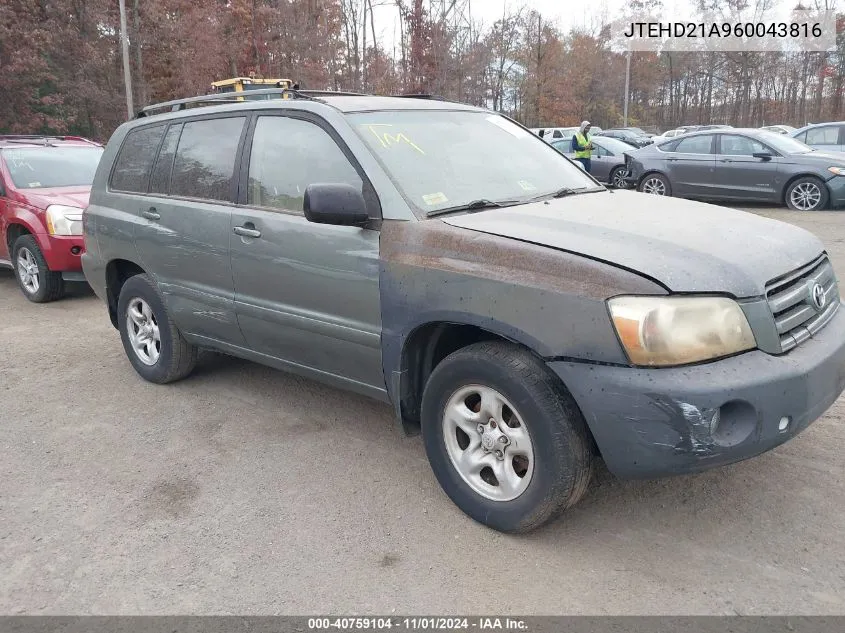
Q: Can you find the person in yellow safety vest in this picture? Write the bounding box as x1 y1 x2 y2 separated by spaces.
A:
571 120 594 173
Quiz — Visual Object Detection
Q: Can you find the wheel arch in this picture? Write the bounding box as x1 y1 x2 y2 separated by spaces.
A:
394 320 560 435
105 259 147 329
781 172 829 206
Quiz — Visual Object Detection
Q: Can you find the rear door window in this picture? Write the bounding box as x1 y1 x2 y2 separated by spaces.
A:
674 135 715 154
110 125 165 193
719 135 769 156
805 126 839 146
170 117 246 202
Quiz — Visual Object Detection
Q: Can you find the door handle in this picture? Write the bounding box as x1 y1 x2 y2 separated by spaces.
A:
719 158 734 163
141 207 160 221
667 158 678 162
233 225 261 239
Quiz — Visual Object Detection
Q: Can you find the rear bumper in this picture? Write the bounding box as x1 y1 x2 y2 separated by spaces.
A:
38 234 84 273
549 305 845 479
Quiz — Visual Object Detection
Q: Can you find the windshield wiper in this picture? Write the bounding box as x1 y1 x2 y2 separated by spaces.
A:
426 198 513 217
527 186 603 203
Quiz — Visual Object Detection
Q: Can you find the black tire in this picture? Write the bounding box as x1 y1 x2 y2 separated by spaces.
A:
117 273 197 384
609 166 629 189
421 341 594 533
638 172 672 196
785 176 829 211
12 235 64 303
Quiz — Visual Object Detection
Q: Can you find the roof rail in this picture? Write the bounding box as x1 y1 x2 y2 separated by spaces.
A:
391 93 445 100
136 87 367 118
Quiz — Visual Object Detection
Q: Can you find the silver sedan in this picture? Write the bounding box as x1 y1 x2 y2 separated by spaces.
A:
550 136 632 188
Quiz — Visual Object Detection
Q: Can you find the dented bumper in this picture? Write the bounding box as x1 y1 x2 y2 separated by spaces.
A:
549 304 845 479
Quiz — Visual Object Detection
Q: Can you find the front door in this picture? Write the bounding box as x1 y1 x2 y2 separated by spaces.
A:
666 134 717 197
714 134 781 202
230 114 384 392
132 116 248 346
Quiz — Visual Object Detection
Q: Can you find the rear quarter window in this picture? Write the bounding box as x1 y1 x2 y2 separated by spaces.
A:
110 125 166 193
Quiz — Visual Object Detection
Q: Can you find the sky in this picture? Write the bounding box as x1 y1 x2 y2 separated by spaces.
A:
370 0 624 55
370 0 820 55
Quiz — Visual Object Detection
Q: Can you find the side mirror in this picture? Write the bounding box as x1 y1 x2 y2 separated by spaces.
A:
303 183 370 226
752 151 773 161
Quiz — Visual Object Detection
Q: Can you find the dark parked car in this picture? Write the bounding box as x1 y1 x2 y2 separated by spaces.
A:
83 90 844 533
595 129 652 148
551 135 632 187
627 128 845 211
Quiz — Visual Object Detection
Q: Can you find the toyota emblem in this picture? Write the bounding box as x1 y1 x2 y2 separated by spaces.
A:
811 282 827 311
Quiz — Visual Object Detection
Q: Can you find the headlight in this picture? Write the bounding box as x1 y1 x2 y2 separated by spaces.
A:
46 205 84 236
828 166 845 176
608 296 756 366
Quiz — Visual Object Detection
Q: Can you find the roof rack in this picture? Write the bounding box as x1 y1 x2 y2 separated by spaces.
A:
136 88 364 118
0 134 100 146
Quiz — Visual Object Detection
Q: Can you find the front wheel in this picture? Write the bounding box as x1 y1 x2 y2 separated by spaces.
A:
421 341 594 533
638 173 671 196
785 177 828 211
12 235 64 303
117 273 197 384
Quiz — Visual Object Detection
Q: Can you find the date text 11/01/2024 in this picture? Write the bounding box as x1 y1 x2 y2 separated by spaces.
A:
308 618 528 630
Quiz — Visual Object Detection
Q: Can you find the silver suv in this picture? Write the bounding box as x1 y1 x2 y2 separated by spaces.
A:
83 90 845 532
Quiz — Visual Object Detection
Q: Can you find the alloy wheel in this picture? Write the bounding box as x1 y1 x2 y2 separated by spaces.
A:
790 182 822 211
641 177 666 195
442 384 535 502
16 248 40 294
126 297 161 366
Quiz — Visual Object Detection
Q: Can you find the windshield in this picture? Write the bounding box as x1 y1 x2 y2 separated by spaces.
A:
758 131 814 154
349 110 599 215
3 146 103 189
626 127 647 135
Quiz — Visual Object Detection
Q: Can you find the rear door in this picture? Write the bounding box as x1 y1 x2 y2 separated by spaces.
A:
713 134 781 202
131 115 248 346
229 113 384 393
589 141 613 182
664 134 717 196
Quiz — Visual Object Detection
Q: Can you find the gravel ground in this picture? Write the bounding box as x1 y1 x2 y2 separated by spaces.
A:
0 206 843 615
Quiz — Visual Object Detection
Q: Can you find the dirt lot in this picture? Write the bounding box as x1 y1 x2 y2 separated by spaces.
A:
1 206 844 615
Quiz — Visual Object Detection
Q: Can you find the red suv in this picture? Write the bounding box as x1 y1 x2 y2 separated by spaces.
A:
0 135 103 302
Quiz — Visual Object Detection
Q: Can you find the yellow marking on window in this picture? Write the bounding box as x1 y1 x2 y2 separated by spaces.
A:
363 124 425 154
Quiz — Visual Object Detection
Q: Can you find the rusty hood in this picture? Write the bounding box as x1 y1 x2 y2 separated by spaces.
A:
440 189 825 297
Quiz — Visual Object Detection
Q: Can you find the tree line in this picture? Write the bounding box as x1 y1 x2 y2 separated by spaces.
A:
1 0 844 141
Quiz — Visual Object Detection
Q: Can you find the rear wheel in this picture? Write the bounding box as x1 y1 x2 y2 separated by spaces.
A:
421 341 594 533
117 274 197 384
785 177 828 211
609 166 630 188
639 173 671 196
12 235 64 303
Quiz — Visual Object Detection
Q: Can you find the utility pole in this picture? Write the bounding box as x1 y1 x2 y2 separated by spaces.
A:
623 48 631 127
119 0 134 119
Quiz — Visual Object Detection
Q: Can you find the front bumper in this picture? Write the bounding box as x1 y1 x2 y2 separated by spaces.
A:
826 175 845 207
38 234 85 273
549 305 845 479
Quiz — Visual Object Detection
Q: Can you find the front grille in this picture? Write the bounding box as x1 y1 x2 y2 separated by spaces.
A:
766 254 840 352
